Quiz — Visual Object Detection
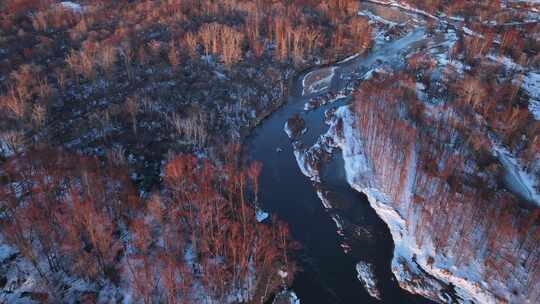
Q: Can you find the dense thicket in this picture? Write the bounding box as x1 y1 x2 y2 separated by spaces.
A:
0 147 296 302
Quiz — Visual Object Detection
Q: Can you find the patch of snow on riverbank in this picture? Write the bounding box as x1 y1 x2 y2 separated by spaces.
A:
356 262 381 299
316 189 333 209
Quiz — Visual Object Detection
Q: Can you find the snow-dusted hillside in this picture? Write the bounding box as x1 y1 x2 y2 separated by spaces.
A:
325 102 540 303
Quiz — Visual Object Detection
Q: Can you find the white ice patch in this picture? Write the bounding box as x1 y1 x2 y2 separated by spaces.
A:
356 262 381 299
256 209 269 222
302 67 337 96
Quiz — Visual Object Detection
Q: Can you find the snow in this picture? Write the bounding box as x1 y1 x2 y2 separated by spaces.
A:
358 10 398 26
365 0 439 20
327 104 502 303
486 54 524 71
303 92 348 111
290 117 340 183
302 67 337 96
328 106 374 189
415 82 427 101
0 235 100 304
429 30 467 73
529 99 540 121
509 0 540 3
287 291 300 304
338 53 360 64
283 120 306 139
273 289 300 304
356 262 381 299
522 72 540 120
292 146 320 182
462 27 483 38
316 189 333 209
214 70 228 80
256 209 269 222
60 1 83 13
331 214 343 231
493 144 540 206
0 137 13 158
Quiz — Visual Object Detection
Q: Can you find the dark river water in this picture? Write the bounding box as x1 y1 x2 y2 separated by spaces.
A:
246 28 436 303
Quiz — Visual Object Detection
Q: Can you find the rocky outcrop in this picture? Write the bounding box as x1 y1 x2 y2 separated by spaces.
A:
289 113 337 182
284 114 306 139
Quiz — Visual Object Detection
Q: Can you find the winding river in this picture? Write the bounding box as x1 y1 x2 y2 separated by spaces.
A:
246 25 435 303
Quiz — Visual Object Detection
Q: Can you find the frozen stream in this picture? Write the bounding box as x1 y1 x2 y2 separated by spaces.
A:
246 28 434 303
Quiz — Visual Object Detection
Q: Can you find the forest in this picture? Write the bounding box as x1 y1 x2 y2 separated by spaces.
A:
0 0 372 189
0 146 296 302
1 0 540 303
348 6 540 299
0 0 371 302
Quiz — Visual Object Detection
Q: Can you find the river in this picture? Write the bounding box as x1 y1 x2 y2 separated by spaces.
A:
246 26 436 303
